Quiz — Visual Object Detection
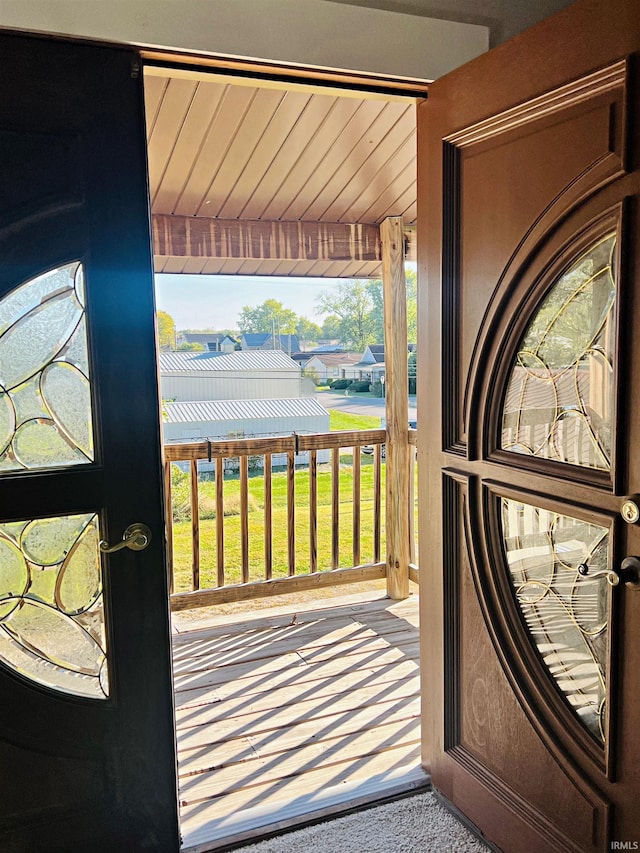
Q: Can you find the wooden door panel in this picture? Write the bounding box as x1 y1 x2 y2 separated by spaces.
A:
442 472 608 853
419 1 640 850
441 61 627 453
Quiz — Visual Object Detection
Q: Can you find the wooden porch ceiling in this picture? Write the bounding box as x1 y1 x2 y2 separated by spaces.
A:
145 68 417 278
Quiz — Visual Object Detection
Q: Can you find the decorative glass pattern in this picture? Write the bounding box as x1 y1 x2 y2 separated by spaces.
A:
502 233 616 470
0 262 94 472
0 513 108 699
501 497 608 743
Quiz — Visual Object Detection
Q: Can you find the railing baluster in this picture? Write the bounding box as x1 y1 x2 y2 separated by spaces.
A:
287 450 296 576
164 460 174 594
163 429 394 608
240 455 249 583
216 456 224 587
264 452 272 580
310 449 317 573
331 447 340 569
352 445 360 567
190 459 200 591
374 444 381 564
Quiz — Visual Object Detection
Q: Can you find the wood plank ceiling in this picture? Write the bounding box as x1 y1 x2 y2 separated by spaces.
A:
145 69 417 278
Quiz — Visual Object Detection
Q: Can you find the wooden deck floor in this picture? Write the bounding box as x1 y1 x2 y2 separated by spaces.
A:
172 593 425 851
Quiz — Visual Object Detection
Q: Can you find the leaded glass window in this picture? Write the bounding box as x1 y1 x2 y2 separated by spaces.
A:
0 513 108 699
502 497 608 742
0 262 93 472
502 234 616 470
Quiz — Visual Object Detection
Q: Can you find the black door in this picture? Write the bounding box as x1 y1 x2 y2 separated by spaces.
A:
0 33 179 852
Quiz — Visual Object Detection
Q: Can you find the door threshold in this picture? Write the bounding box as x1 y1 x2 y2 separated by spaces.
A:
181 764 430 852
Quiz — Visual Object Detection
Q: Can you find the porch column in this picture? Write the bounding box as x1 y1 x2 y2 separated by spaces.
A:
381 216 410 600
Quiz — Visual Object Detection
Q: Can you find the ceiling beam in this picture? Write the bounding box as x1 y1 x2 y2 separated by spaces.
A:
152 214 415 266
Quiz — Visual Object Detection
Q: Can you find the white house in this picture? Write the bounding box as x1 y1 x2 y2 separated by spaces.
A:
342 344 415 382
159 349 302 402
341 344 385 380
303 352 361 383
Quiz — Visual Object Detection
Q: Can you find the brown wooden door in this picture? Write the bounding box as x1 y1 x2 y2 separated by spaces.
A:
0 34 179 852
419 1 640 850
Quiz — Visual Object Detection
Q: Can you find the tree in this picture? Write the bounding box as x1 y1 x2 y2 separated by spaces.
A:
321 314 342 341
316 272 416 352
405 269 417 344
366 279 384 342
177 342 205 352
238 299 297 334
316 280 378 351
157 310 176 350
296 316 322 349
358 272 416 344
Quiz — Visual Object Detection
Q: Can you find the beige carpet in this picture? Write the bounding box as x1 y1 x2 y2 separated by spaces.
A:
240 792 490 852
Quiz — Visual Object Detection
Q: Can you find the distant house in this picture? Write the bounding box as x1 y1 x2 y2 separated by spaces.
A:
342 343 415 381
289 353 312 367
240 332 300 354
342 344 384 381
362 344 386 365
180 332 237 352
162 397 330 466
303 352 361 383
159 350 302 402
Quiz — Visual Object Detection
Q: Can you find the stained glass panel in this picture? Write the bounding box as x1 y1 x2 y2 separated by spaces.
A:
502 233 616 470
0 513 108 699
501 497 608 743
0 262 94 472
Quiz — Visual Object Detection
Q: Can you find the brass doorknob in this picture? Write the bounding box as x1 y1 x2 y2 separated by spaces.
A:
99 523 151 554
580 557 640 588
577 562 620 586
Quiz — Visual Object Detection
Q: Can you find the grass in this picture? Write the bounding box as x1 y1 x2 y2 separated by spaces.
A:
170 458 387 593
169 410 417 598
329 410 381 431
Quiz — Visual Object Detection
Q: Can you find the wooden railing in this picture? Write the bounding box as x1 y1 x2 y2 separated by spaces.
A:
164 428 406 611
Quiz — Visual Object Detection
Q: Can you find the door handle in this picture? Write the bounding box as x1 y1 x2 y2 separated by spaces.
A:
99 523 152 554
578 557 640 588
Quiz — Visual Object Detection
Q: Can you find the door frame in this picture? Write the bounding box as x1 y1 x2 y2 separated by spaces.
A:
0 21 431 850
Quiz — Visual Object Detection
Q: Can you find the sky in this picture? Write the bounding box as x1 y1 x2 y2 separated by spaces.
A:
154 274 342 331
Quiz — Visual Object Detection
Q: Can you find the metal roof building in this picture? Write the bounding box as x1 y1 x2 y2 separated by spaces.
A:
159 349 303 402
163 397 330 464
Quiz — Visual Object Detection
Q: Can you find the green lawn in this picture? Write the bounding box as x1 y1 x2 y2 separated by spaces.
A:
171 459 387 593
329 410 381 431
169 408 420 595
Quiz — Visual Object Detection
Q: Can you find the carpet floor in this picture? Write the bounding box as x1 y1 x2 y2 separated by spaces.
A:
240 792 490 852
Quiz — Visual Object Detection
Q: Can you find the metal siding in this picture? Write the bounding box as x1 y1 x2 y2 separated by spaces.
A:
160 375 302 401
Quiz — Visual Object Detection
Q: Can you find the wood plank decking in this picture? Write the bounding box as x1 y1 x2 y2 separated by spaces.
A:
172 593 425 851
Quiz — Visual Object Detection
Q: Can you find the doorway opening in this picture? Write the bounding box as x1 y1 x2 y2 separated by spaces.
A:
144 62 424 850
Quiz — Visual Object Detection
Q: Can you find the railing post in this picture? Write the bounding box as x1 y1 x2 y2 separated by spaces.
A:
381 215 410 600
